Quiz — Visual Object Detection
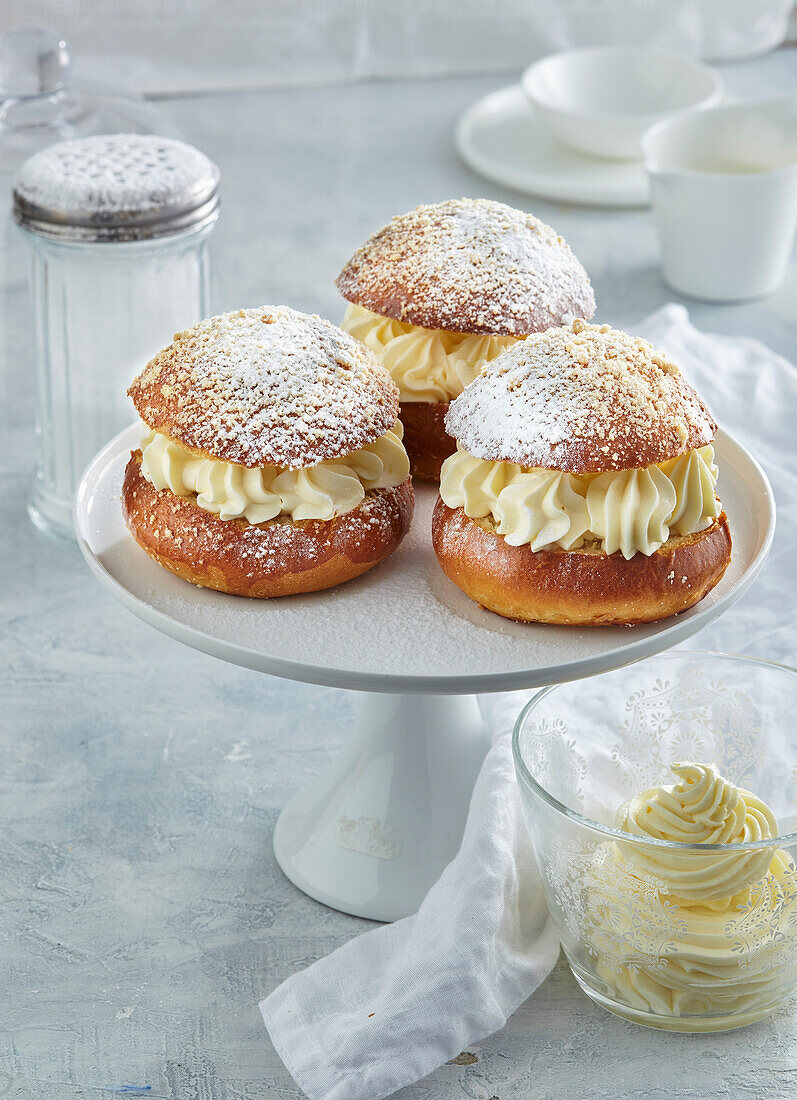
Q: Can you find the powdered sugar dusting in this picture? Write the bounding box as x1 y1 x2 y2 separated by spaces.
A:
446 320 717 473
129 306 399 468
336 198 595 336
14 133 218 216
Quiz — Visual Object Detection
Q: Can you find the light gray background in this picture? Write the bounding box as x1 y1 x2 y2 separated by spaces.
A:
2 1 795 92
1 48 796 1100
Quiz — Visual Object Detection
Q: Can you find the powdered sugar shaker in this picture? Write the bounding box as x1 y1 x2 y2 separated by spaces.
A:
13 133 219 541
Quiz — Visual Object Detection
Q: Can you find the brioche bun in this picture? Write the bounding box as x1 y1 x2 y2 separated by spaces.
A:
129 305 399 469
445 319 716 474
123 452 414 598
432 500 732 626
336 198 595 337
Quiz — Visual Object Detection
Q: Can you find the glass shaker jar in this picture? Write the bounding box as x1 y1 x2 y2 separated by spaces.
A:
13 133 220 541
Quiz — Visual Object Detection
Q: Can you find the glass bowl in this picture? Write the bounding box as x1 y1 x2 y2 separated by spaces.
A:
513 651 797 1033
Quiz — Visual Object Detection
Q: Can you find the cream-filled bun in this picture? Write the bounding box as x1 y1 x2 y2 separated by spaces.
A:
337 198 595 480
433 320 731 626
124 306 413 597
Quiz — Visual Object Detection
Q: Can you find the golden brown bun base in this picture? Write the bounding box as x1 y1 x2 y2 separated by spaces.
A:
432 499 732 626
123 451 414 598
400 401 455 482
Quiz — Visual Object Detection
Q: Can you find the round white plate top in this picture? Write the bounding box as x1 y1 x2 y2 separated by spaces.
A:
76 426 773 694
455 84 650 209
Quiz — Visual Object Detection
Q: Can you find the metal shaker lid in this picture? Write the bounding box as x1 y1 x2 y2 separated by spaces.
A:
13 132 220 242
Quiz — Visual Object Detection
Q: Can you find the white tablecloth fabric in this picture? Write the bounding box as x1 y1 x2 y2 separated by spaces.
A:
261 305 796 1100
14 2 792 94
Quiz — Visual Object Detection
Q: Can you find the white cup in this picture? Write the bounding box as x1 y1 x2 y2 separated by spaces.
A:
641 98 797 302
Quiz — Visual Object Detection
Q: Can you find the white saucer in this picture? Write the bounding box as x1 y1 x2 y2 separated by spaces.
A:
455 83 650 208
75 425 773 695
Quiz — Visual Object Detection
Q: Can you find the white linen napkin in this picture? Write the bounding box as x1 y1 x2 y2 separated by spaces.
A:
261 692 558 1100
261 306 796 1099
639 304 796 666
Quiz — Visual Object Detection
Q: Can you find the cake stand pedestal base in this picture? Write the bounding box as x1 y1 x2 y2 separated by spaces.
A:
273 692 488 921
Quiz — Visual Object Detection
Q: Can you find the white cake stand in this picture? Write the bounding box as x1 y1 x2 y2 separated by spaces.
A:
75 425 774 921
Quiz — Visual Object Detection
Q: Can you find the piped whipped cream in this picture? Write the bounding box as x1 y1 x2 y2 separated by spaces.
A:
587 763 797 1022
439 444 720 559
138 422 409 524
617 762 777 899
341 303 521 403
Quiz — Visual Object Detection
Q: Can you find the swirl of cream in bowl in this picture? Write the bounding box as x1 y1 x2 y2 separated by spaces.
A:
586 762 797 1025
138 421 410 525
340 303 522 403
438 443 720 559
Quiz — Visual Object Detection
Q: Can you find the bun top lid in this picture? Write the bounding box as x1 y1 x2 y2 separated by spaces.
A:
336 198 595 337
129 306 399 469
445 320 717 473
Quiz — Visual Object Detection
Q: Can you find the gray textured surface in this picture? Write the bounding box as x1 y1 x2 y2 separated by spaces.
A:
2 55 796 1099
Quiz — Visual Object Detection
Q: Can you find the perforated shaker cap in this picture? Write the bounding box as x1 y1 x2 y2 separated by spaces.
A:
12 133 220 242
